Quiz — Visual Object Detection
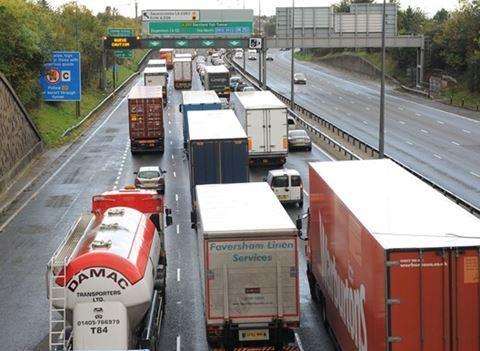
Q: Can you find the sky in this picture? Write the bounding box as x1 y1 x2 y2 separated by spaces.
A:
51 0 460 18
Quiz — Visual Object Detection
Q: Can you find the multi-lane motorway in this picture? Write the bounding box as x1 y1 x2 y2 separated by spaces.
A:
240 49 480 209
0 66 334 350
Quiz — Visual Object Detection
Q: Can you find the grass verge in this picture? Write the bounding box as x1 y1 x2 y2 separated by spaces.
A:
30 50 147 147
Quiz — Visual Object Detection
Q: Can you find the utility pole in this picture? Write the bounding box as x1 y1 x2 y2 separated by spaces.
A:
135 1 138 21
290 0 295 110
378 0 386 158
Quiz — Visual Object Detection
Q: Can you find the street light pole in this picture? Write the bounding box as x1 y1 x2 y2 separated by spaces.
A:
290 0 295 110
75 0 81 118
379 0 386 158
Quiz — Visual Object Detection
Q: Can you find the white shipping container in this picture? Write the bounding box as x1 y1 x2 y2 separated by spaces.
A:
196 182 299 344
173 57 192 89
143 66 167 87
231 91 288 164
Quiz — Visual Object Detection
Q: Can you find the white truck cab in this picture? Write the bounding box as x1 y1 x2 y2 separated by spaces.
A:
266 168 303 207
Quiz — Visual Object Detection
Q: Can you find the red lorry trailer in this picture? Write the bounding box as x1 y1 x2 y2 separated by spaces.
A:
128 85 164 154
306 159 480 351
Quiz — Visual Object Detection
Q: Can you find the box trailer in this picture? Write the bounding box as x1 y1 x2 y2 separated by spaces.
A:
173 57 192 90
159 48 174 69
144 66 168 105
128 85 164 154
188 110 248 205
195 182 300 349
306 159 480 351
204 65 231 98
180 90 222 148
231 91 288 166
147 59 167 69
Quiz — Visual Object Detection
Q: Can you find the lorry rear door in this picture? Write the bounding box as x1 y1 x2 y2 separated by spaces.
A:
145 98 163 139
267 109 288 154
220 140 248 183
190 141 220 185
388 248 480 351
246 109 266 154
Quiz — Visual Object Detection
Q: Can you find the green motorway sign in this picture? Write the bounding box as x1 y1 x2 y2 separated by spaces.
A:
148 21 252 36
108 28 135 59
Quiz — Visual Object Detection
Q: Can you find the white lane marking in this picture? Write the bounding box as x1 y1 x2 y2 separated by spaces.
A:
350 100 355 104
334 107 339 111
362 121 368 125
433 154 443 160
415 113 422 117
437 120 445 125
170 141 173 145
171 155 174 160
321 100 326 104
366 107 371 111
117 171 122 176
175 194 179 202
168 120 171 125
173 171 177 178
398 106 404 111
294 332 305 351
176 224 180 234
168 130 171 134
177 268 181 282
406 140 414 146
347 112 352 116
471 171 480 178
451 141 460 146
463 129 471 134
420 129 429 134
398 120 406 125
312 143 335 161
176 335 181 351
338 96 343 100
0 95 128 233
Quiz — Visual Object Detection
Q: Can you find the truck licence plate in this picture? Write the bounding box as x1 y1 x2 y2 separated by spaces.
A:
278 195 288 201
238 329 269 341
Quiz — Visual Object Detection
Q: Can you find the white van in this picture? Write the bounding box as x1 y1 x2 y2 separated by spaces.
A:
248 49 257 60
265 168 303 207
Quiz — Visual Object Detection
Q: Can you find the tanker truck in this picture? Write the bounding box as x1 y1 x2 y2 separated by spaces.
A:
46 187 172 351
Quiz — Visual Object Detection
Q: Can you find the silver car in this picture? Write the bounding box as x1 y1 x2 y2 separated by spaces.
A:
288 129 312 151
294 73 307 84
134 166 165 193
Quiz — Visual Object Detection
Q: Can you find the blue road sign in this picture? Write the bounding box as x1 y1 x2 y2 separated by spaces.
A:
40 52 81 101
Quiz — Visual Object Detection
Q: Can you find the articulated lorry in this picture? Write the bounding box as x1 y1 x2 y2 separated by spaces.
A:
194 182 300 351
128 86 164 153
173 57 192 90
47 187 172 351
143 66 168 105
203 65 231 98
187 109 248 206
231 91 288 166
306 159 480 351
159 48 174 69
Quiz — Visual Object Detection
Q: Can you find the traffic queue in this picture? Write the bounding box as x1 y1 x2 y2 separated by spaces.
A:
46 47 480 351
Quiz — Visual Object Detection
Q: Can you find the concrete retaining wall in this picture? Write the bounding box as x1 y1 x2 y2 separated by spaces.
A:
0 73 43 192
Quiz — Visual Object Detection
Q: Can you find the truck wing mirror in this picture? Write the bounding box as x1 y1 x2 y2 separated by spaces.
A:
133 171 138 175
190 211 197 229
296 217 303 230
165 208 173 227
179 104 182 112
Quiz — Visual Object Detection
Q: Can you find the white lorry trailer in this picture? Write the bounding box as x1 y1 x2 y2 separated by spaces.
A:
144 66 169 105
46 188 172 351
194 182 300 350
231 91 288 166
173 57 192 90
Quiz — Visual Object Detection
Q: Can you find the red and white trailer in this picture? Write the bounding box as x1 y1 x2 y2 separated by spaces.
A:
47 188 172 351
306 159 480 351
195 182 300 350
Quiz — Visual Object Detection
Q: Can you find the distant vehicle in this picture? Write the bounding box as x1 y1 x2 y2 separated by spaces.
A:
194 182 299 349
128 86 164 153
147 59 167 69
266 53 274 61
159 48 174 69
229 76 243 90
266 168 303 206
293 72 307 84
134 166 165 191
212 58 224 66
248 49 257 60
287 115 296 127
241 86 256 92
288 129 312 151
196 56 206 63
234 51 243 59
203 65 231 98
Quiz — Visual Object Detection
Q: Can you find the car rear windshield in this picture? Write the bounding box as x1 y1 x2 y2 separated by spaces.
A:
290 130 307 138
291 175 302 187
272 175 289 187
138 171 160 179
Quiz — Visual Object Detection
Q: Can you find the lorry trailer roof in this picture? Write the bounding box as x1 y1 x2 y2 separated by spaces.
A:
144 66 167 74
310 159 480 249
128 85 163 100
174 57 192 62
233 90 287 110
147 59 166 65
188 110 246 141
182 90 221 105
204 65 229 74
196 182 296 236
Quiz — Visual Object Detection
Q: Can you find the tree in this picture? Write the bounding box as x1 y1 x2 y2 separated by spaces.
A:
333 0 374 13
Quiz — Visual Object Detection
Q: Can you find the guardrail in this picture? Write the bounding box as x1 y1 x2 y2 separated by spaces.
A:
62 50 152 137
226 55 480 217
